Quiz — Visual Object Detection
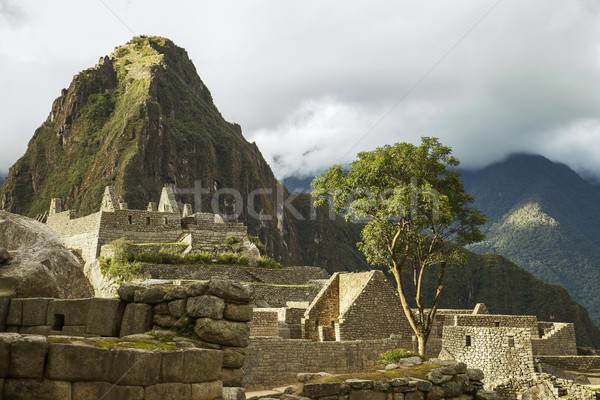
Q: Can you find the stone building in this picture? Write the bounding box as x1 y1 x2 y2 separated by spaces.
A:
47 185 248 263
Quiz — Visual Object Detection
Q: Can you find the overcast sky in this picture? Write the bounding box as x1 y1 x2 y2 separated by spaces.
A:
1 1 600 180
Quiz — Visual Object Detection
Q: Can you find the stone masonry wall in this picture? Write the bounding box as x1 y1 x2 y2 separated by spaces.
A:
442 326 534 387
448 314 538 333
539 355 600 372
244 336 403 389
249 309 280 337
47 211 102 261
531 322 578 355
0 333 223 400
303 274 340 341
337 271 410 344
140 265 329 285
0 280 253 396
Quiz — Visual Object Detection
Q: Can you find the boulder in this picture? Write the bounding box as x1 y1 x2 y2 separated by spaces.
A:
0 211 92 298
194 318 249 347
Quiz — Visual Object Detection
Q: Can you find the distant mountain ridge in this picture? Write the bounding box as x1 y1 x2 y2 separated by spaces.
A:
462 154 600 325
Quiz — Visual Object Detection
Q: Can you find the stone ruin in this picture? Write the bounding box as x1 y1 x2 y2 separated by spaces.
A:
47 185 250 265
0 279 252 400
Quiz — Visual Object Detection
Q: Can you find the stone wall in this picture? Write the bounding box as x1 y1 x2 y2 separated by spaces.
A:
47 210 102 261
539 355 600 372
442 326 535 386
0 280 252 395
250 283 324 308
249 309 281 337
337 271 410 344
140 265 329 286
244 336 403 389
531 322 578 355
300 362 495 400
447 314 539 333
303 274 341 341
0 333 222 400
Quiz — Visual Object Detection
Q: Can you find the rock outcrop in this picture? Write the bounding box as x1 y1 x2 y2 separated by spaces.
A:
0 211 92 298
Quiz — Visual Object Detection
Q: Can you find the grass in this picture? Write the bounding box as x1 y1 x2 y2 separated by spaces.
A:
89 337 177 351
317 364 440 384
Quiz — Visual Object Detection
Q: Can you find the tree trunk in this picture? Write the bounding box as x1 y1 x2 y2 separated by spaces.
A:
417 334 427 357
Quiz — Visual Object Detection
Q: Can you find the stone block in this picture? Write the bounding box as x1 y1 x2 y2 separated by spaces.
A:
86 298 126 336
168 299 187 317
47 343 110 381
159 350 184 382
72 381 145 400
108 348 161 386
403 392 424 400
220 368 244 387
154 302 170 315
165 285 189 300
187 282 209 297
0 296 11 330
207 279 251 303
195 318 249 347
6 298 22 325
153 313 191 329
346 379 374 390
222 347 245 369
145 383 192 400
60 326 87 336
118 284 141 302
187 296 225 319
303 383 342 398
3 379 71 400
134 286 166 304
46 299 90 328
222 387 245 400
223 303 253 322
428 386 445 400
10 335 48 378
441 379 463 398
0 333 19 377
184 348 223 383
21 298 52 326
19 326 52 335
120 303 153 337
350 390 385 400
191 381 223 400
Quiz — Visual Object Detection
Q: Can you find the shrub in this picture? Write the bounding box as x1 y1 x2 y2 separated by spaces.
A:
255 256 282 269
378 348 421 365
224 235 242 245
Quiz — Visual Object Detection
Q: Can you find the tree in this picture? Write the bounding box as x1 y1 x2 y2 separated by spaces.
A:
311 137 486 355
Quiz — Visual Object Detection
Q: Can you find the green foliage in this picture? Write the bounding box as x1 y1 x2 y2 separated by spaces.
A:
378 348 421 365
224 235 242 245
255 256 283 269
312 137 486 355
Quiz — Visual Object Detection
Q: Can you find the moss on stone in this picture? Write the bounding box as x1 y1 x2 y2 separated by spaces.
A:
319 364 439 383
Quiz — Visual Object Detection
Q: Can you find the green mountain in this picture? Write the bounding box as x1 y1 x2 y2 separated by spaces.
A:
462 154 600 325
0 174 5 187
424 251 600 348
0 36 362 271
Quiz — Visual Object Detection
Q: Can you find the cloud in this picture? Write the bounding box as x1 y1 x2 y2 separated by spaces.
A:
1 0 600 181
0 0 24 26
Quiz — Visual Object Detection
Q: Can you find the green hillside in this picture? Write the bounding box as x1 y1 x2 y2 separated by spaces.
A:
463 154 600 325
420 251 600 347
